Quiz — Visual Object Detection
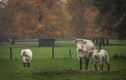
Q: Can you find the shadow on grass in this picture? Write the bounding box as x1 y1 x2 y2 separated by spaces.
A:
104 43 126 46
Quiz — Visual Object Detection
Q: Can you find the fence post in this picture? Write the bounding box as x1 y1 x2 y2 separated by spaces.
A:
10 47 13 60
99 38 102 50
106 38 109 45
52 46 54 59
69 49 72 59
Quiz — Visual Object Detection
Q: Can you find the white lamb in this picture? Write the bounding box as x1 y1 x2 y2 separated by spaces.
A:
21 49 33 67
92 49 110 71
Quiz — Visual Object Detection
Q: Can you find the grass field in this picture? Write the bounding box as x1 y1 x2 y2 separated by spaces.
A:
0 40 126 80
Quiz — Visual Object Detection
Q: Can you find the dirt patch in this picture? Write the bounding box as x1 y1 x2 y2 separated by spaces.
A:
34 69 81 77
112 54 126 59
34 69 126 77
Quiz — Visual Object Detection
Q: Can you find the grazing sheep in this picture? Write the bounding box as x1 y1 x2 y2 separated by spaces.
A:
74 38 96 70
92 49 110 71
21 49 33 67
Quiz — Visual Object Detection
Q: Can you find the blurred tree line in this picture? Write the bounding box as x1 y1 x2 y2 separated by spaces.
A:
0 0 126 41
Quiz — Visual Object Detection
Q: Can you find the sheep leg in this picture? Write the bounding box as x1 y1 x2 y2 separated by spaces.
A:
85 58 89 70
23 63 26 67
106 62 110 71
105 60 110 71
95 64 97 71
101 63 104 71
79 57 82 70
99 65 102 71
99 63 104 71
28 63 30 67
107 63 110 71
101 58 104 71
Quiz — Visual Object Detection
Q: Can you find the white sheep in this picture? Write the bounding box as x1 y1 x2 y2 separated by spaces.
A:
92 49 110 71
21 49 33 67
74 38 96 70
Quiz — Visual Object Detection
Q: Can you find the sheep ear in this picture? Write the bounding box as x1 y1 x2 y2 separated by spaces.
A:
23 51 26 54
73 40 77 43
73 39 78 43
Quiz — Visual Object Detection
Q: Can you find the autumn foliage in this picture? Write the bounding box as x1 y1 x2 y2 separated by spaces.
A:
0 0 125 39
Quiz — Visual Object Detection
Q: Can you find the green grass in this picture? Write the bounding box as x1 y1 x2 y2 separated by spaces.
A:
0 40 126 80
0 58 126 80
